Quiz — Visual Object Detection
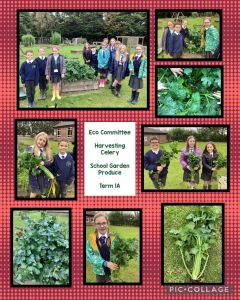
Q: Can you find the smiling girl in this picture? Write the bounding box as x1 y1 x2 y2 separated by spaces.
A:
86 212 118 283
28 132 53 198
201 142 218 190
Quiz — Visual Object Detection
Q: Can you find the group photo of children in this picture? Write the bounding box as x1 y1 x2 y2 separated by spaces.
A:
16 120 76 199
157 10 221 60
18 11 148 109
85 210 141 284
143 126 228 191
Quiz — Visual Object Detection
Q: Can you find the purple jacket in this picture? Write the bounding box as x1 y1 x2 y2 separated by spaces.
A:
180 146 202 170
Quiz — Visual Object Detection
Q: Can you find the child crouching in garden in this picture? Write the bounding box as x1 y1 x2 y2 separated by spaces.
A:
144 137 169 190
45 46 66 101
86 212 118 283
27 132 53 198
180 136 202 189
128 44 147 104
201 142 218 190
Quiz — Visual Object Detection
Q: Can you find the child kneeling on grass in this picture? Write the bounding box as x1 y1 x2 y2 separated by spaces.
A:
144 137 169 190
52 138 75 199
86 213 119 283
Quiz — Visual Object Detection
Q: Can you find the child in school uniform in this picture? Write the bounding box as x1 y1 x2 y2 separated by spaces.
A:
158 21 175 54
86 212 118 283
180 20 190 41
144 137 169 190
19 50 39 108
106 38 116 84
111 44 129 97
180 136 202 189
128 44 147 104
27 132 53 198
97 42 110 88
35 48 48 100
45 46 66 101
201 17 219 59
201 142 218 190
83 42 92 65
52 138 75 199
90 45 98 76
169 23 186 59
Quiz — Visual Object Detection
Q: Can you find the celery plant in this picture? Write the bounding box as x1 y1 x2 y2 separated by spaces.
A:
170 206 219 282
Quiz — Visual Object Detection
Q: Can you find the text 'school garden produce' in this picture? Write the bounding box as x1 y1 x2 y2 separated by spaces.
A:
169 206 221 283
13 211 69 286
157 68 221 116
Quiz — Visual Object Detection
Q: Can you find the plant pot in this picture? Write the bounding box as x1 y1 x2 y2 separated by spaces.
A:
61 80 99 94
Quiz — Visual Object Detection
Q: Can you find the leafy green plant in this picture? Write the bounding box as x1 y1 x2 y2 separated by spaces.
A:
213 153 227 169
111 233 139 282
157 68 221 116
170 206 220 282
64 60 98 82
186 28 202 53
21 34 35 47
18 149 55 197
13 212 69 285
184 151 201 181
150 142 180 185
50 31 61 45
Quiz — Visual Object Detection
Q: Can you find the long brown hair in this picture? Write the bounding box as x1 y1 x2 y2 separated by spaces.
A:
203 142 217 155
185 135 197 152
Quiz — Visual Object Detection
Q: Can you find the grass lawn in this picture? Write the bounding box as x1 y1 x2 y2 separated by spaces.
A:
157 16 220 59
18 44 147 109
163 205 223 283
85 225 140 283
144 142 228 190
17 139 75 198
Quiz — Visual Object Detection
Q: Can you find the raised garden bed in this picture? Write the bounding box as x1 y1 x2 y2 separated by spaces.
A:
61 79 99 94
70 50 82 54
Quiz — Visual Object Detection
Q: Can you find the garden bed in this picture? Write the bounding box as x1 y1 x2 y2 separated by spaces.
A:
61 80 99 94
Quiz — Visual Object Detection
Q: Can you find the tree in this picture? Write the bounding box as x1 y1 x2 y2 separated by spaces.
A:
33 12 55 41
17 121 59 136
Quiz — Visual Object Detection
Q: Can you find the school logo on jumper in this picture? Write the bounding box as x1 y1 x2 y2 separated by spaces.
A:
66 161 72 168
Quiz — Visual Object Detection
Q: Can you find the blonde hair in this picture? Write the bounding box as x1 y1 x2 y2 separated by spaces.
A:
33 132 53 161
93 212 109 224
115 44 128 63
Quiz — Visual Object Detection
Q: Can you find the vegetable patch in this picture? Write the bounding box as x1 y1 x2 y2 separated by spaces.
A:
157 68 221 116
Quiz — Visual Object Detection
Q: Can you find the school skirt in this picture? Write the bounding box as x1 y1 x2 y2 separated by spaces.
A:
51 73 61 83
29 173 49 195
183 169 199 184
201 169 213 181
115 65 124 81
128 75 143 90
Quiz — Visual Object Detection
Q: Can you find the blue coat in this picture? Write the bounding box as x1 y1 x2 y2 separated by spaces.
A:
144 149 169 179
112 56 129 80
20 61 39 85
97 49 110 69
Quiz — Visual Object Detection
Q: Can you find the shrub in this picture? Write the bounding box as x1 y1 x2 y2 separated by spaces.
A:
50 32 61 45
13 211 69 285
64 60 98 82
192 12 199 18
21 34 35 47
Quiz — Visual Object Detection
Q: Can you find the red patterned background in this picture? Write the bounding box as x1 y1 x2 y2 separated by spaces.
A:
0 0 239 299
